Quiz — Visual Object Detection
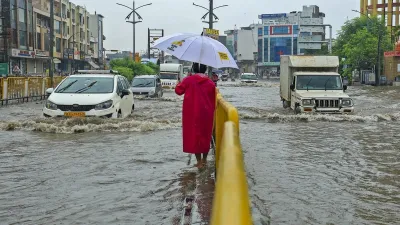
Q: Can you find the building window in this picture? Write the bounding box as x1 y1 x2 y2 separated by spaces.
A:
293 25 299 35
18 8 26 31
37 32 41 49
29 32 33 48
258 28 262 37
264 26 269 35
56 37 61 52
55 21 61 34
271 26 291 35
257 39 262 62
19 30 27 48
270 37 292 62
263 38 268 62
44 33 49 51
18 0 26 8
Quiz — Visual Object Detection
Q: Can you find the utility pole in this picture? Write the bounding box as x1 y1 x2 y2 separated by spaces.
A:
49 0 54 87
209 0 213 29
117 1 152 57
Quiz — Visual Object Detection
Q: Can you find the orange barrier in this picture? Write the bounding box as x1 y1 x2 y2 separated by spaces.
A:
6 77 26 101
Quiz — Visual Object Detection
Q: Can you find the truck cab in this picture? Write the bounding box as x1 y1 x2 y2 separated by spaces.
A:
280 56 354 114
159 64 184 89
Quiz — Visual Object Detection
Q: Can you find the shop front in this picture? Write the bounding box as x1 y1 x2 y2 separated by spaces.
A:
34 50 50 75
10 49 35 75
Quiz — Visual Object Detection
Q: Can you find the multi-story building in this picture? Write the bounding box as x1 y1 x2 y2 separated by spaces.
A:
254 5 327 73
0 0 35 75
224 25 258 73
89 12 105 67
0 0 103 75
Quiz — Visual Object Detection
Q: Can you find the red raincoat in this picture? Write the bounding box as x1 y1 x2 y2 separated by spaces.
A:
175 74 216 154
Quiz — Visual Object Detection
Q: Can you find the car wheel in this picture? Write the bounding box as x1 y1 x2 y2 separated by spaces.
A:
117 110 122 118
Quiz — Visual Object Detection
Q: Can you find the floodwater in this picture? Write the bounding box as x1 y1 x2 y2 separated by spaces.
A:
1 81 399 225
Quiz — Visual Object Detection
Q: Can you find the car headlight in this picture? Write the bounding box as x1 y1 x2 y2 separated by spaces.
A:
95 100 113 110
45 100 57 110
302 99 314 106
341 99 353 106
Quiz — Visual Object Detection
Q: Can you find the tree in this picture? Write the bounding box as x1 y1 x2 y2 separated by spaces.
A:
109 57 158 81
333 16 393 79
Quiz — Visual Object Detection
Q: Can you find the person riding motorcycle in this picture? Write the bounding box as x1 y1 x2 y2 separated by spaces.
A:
211 72 219 86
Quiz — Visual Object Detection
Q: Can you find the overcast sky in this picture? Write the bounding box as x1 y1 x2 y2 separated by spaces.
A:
73 0 360 53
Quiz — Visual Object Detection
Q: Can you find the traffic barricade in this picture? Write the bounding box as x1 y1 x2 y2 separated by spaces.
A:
6 77 26 103
27 77 45 100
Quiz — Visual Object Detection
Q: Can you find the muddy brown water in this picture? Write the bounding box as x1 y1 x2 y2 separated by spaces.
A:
1 82 399 225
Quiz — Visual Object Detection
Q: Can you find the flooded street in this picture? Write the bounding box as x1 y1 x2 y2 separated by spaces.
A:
1 81 400 224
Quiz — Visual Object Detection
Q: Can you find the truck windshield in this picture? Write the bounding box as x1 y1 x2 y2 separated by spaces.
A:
241 75 257 80
296 75 343 90
159 73 178 80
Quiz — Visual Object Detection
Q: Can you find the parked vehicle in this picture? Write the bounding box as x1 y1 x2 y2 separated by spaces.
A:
159 64 184 89
131 75 163 98
221 74 229 81
43 70 134 118
240 73 258 83
280 55 354 114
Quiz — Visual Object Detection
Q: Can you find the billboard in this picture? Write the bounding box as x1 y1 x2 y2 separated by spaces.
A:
258 13 287 19
203 28 219 40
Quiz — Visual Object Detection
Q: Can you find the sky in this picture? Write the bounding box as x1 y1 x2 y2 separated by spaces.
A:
72 0 360 53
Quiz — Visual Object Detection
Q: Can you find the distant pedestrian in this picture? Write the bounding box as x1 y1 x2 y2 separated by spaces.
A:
175 62 216 169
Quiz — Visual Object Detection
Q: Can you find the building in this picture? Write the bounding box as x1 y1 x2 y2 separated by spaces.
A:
89 12 105 68
0 0 103 75
360 0 400 32
257 5 327 73
225 25 258 73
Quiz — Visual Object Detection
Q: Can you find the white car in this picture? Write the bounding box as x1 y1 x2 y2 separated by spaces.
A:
43 70 134 119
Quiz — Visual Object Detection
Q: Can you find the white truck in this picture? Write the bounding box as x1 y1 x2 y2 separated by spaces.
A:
280 55 354 114
159 63 184 89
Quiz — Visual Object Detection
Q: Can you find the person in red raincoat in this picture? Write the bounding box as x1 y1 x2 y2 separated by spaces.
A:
175 63 216 168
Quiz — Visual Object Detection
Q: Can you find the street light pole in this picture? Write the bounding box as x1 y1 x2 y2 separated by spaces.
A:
49 0 54 87
209 0 213 29
352 9 381 86
117 1 152 56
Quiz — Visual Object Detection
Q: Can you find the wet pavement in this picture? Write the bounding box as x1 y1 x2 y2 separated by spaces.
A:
1 81 400 224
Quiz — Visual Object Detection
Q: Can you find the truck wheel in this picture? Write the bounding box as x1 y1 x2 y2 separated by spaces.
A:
283 100 290 109
294 105 301 114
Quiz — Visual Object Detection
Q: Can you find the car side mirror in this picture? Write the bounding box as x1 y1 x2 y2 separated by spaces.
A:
46 88 54 95
343 85 348 91
290 84 295 91
121 89 130 97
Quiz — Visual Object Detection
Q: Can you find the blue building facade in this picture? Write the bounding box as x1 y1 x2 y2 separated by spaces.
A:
258 24 302 66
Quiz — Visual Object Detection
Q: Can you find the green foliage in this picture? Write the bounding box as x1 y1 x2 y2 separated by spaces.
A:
333 16 393 76
109 57 159 81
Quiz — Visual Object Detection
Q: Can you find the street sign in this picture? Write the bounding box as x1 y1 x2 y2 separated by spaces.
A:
203 28 219 40
0 63 9 76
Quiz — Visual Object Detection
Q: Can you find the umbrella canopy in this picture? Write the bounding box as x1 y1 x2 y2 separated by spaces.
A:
153 33 238 69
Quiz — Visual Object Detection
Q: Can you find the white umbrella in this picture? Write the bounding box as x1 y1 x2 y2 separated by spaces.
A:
153 33 238 69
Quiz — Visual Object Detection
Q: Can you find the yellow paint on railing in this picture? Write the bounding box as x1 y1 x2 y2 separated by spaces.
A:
28 77 44 97
0 77 3 100
211 91 253 225
7 77 26 100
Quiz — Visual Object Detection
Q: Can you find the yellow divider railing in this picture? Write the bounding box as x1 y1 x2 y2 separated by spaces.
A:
0 76 65 104
211 91 253 225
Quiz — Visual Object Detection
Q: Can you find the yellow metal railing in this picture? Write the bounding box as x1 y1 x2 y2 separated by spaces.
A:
211 91 253 225
0 76 65 103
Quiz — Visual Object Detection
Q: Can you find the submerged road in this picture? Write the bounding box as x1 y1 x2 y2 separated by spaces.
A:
0 81 399 224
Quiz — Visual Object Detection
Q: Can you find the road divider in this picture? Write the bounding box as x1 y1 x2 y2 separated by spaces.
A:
211 91 253 225
0 76 65 105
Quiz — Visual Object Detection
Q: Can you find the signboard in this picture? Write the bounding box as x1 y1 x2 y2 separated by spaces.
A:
0 63 9 76
258 62 280 66
35 50 49 58
11 49 35 58
203 28 219 40
258 13 287 19
384 51 400 57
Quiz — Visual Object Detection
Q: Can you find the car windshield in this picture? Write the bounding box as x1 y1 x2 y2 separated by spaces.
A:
159 73 178 80
296 75 343 90
132 78 155 87
241 75 257 79
55 77 114 94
